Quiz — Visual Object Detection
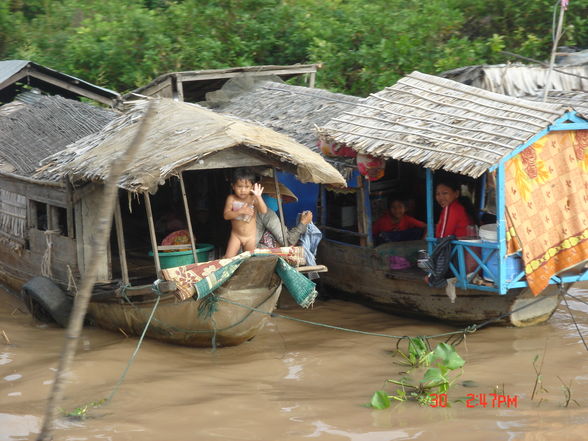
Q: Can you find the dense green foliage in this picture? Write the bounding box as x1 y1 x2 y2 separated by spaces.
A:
2 0 587 96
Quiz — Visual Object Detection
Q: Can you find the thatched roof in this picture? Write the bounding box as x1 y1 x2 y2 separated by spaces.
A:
210 79 364 151
525 90 588 118
36 98 346 192
318 71 572 178
440 63 588 97
0 95 116 175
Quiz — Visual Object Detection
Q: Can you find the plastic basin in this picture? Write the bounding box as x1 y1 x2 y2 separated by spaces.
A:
149 243 215 269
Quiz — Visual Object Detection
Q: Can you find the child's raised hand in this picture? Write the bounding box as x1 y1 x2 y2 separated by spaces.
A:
251 182 264 196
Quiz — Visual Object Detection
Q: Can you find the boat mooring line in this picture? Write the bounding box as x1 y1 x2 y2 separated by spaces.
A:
565 292 588 307
218 298 473 342
219 290 563 344
562 293 588 352
106 295 161 405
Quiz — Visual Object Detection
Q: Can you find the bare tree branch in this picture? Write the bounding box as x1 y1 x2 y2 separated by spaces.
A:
36 100 157 441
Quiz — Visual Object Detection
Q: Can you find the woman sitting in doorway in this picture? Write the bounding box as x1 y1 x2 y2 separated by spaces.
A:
435 181 477 238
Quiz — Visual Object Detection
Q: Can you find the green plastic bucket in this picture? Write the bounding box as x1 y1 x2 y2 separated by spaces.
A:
149 243 215 269
195 243 214 262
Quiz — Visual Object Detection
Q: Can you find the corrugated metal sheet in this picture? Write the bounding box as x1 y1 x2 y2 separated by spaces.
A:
0 60 120 104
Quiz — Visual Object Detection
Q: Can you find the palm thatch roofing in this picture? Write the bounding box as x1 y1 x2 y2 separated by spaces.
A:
209 79 364 152
525 90 588 118
439 63 588 97
35 98 346 193
0 95 116 175
318 71 573 178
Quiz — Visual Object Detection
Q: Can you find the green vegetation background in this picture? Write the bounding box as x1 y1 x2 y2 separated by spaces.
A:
2 0 587 96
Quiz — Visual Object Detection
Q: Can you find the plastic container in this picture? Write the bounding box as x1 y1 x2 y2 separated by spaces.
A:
195 243 214 262
479 224 523 281
149 243 215 269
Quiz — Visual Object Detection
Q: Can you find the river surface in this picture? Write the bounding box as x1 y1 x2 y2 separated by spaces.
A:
1 285 588 441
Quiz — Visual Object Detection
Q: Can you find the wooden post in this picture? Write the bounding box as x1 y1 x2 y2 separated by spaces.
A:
65 179 75 239
273 169 288 246
144 192 162 278
356 175 370 247
178 173 199 263
175 74 185 102
426 169 434 256
319 184 327 228
496 163 507 294
113 198 130 286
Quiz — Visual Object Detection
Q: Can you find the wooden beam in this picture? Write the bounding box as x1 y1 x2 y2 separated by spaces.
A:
114 198 130 286
0 70 28 91
179 66 318 82
273 170 288 247
143 192 162 278
178 173 198 263
175 75 185 101
28 70 116 105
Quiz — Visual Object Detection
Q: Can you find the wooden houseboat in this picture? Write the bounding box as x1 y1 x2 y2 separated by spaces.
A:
0 98 345 347
315 71 588 327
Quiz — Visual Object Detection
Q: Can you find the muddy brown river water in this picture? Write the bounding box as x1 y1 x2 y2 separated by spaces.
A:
1 284 588 441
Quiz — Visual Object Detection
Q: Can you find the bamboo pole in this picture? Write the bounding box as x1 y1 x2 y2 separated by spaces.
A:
36 100 156 441
113 198 130 286
272 170 288 247
178 173 198 263
356 175 367 247
543 3 567 102
144 192 162 278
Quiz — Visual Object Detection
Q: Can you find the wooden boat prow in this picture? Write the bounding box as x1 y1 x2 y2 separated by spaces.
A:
87 256 282 347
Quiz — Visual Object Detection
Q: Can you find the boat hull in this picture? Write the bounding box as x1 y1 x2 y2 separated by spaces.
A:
6 255 283 348
317 239 561 327
88 256 282 347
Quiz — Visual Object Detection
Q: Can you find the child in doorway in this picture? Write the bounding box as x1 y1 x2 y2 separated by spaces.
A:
223 168 267 257
373 196 426 244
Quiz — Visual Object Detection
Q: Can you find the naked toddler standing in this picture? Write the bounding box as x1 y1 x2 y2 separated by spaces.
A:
223 169 267 257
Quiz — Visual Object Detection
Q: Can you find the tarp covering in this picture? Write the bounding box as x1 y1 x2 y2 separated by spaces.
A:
506 130 588 294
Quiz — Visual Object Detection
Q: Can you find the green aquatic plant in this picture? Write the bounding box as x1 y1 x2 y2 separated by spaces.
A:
369 341 465 409
395 337 433 368
531 353 549 404
61 399 107 420
558 377 580 408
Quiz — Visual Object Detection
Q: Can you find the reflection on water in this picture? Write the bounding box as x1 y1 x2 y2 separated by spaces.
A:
1 286 588 441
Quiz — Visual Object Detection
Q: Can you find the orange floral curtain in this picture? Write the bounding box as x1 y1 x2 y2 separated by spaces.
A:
505 130 588 295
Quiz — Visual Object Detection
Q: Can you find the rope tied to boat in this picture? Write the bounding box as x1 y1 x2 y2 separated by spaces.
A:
151 279 166 297
197 293 220 320
118 283 132 304
217 288 563 347
561 284 588 352
40 229 60 279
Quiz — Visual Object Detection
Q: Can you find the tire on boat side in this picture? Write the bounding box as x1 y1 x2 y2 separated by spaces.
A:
22 276 72 328
508 285 561 327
